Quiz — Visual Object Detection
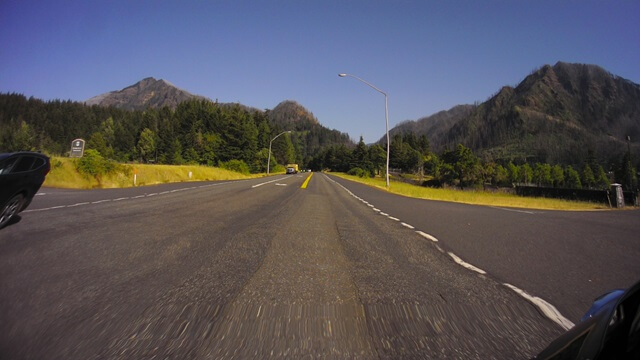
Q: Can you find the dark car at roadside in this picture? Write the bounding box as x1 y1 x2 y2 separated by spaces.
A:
534 279 640 360
0 152 50 229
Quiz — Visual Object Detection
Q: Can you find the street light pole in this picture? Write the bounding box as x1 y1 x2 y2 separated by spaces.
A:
339 73 390 188
267 130 291 175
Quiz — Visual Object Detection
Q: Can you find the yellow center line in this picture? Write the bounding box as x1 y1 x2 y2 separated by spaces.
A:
300 172 314 189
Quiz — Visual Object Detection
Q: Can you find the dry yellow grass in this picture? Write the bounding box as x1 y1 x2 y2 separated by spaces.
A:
331 172 610 211
45 157 264 189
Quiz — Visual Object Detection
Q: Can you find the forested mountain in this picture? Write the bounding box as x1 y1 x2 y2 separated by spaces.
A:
84 77 208 110
0 93 352 173
268 100 319 130
381 105 475 147
386 62 640 165
268 100 353 165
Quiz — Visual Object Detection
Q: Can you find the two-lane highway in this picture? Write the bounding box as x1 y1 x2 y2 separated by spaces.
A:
1 173 582 359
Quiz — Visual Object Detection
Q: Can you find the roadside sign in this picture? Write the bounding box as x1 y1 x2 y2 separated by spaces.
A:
70 138 85 157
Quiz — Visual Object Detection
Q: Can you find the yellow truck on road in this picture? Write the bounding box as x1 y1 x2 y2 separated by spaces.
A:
286 164 299 174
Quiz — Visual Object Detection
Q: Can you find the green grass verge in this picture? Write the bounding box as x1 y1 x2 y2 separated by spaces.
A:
330 172 610 211
44 157 267 189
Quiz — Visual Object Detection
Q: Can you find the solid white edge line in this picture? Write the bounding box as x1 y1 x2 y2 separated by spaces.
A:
448 252 487 275
416 231 439 242
400 222 415 229
503 283 575 330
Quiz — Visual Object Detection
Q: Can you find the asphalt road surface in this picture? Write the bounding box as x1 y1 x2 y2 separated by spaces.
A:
1 173 637 359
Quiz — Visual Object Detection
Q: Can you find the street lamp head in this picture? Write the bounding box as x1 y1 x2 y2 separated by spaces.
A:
338 73 347 77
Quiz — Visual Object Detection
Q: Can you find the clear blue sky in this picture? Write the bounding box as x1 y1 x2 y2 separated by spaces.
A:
1 0 639 143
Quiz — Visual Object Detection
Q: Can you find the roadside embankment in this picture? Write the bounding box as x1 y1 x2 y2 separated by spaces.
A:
330 172 611 211
44 157 265 189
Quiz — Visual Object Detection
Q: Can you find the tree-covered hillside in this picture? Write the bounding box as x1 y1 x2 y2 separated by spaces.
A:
268 100 353 166
0 94 352 173
385 62 640 167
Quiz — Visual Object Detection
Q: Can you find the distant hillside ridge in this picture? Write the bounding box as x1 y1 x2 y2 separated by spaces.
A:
385 62 640 165
268 100 320 130
268 100 354 163
85 77 208 110
380 104 476 147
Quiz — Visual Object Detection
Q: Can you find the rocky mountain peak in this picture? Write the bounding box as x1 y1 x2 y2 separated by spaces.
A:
85 78 207 110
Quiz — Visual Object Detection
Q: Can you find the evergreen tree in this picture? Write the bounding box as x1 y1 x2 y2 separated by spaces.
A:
507 162 519 185
520 163 533 184
533 163 552 187
351 136 371 172
368 144 386 176
13 121 36 151
565 166 582 189
494 164 509 186
551 164 564 188
582 164 595 189
137 128 157 163
595 165 610 189
87 132 113 158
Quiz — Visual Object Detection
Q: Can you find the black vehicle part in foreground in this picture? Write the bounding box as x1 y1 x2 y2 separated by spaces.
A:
534 279 640 359
0 152 50 229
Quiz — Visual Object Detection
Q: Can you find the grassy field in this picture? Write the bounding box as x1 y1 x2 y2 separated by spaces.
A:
331 172 611 211
44 157 267 189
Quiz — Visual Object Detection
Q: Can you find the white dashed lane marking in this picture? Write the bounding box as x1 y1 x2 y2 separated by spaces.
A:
91 200 111 204
251 177 288 188
448 252 487 275
416 231 439 242
324 173 573 331
67 202 89 207
400 222 415 229
503 283 574 330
